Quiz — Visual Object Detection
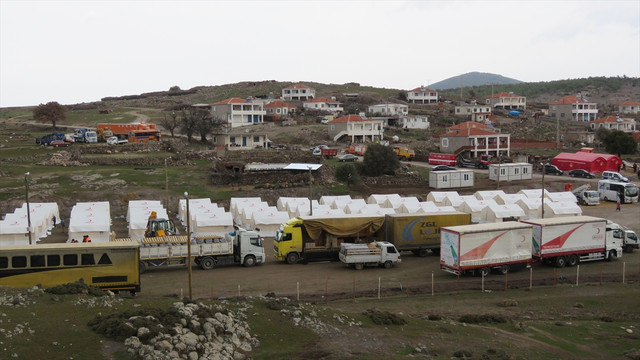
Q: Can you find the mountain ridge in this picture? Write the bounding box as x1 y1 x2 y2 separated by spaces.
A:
429 71 522 90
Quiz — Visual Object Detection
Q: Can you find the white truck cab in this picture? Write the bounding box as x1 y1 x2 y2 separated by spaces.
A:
339 241 401 270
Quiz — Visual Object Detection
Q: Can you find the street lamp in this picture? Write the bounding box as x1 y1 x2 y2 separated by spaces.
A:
24 172 32 245
184 192 193 300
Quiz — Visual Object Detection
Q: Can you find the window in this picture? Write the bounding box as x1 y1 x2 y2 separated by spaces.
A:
253 136 260 142
386 246 397 254
31 255 45 267
561 113 565 118
81 254 95 265
514 168 519 174
276 108 281 114
48 255 60 267
12 256 27 268
523 167 528 174
441 138 449 148
0 257 7 269
98 254 112 265
282 233 292 241
63 254 78 266
250 237 262 247
463 174 470 181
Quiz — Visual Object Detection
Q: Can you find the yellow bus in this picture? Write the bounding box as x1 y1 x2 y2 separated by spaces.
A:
0 241 140 294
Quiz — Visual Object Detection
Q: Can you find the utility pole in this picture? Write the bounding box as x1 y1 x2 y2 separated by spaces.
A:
308 166 313 216
541 164 546 219
25 172 32 245
184 192 193 300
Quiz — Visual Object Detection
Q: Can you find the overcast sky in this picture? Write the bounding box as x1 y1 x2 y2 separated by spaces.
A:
1 0 639 107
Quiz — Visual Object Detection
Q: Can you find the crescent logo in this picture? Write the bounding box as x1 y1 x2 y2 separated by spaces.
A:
521 235 526 243
596 228 601 234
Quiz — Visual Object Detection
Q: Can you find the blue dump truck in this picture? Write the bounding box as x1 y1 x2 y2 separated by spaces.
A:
35 132 65 145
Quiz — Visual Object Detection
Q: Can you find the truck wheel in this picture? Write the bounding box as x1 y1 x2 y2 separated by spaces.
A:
554 256 566 268
139 261 147 274
497 265 509 275
567 255 579 267
383 261 393 269
286 253 299 264
431 248 441 255
243 255 256 267
200 257 215 270
479 267 490 277
608 250 616 261
354 263 364 270
417 249 429 257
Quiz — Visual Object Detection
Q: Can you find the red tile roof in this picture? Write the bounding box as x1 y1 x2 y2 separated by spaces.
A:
487 92 522 98
329 114 373 123
304 97 341 104
264 100 296 109
409 87 436 93
213 97 251 105
440 128 504 137
550 95 590 105
618 100 640 106
283 84 312 90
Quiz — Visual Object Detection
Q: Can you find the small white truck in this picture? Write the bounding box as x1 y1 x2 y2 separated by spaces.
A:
572 184 599 206
339 241 401 270
607 221 639 253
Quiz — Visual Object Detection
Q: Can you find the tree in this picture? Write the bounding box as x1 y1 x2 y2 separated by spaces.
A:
33 101 66 129
179 108 199 142
362 144 400 176
600 130 638 157
160 111 180 137
335 163 359 187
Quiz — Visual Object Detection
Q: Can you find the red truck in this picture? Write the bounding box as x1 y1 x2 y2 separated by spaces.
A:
428 153 457 166
312 147 338 158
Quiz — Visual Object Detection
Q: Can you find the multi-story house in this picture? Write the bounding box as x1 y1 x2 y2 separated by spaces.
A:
407 86 438 104
264 100 297 120
590 116 636 132
454 104 492 122
282 84 315 101
485 92 526 110
549 95 598 122
327 114 384 143
211 132 269 150
211 98 266 128
617 100 640 115
368 103 409 116
438 122 510 157
303 97 343 115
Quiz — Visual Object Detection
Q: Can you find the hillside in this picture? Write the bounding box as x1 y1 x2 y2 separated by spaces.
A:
430 71 522 90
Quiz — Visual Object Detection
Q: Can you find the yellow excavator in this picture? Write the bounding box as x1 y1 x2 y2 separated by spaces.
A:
144 211 179 237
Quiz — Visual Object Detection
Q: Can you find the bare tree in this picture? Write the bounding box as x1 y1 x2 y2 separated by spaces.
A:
33 101 66 129
179 108 199 142
160 111 180 137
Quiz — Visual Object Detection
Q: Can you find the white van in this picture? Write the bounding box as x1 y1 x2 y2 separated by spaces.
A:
602 171 628 182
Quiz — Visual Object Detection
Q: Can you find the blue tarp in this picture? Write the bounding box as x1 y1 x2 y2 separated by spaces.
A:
509 110 521 116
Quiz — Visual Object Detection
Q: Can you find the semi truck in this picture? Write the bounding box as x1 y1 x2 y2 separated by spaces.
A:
381 213 471 256
274 213 472 264
522 216 622 267
440 222 534 276
120 226 265 273
97 123 159 141
274 215 386 264
606 221 639 253
339 241 401 270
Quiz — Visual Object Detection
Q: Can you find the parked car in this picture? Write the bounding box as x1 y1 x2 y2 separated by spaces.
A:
50 140 70 147
602 171 628 182
107 136 128 145
432 165 456 171
338 154 358 162
568 169 595 179
543 164 563 175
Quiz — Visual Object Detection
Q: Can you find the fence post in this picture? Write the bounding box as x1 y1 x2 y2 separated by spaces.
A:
296 281 299 301
481 271 485 293
554 268 557 287
237 284 240 297
623 262 626 284
576 265 580 286
377 277 381 300
600 263 604 285
529 267 532 290
431 271 434 296
504 270 508 291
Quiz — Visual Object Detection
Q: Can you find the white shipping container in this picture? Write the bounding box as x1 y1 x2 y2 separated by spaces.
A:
522 216 606 258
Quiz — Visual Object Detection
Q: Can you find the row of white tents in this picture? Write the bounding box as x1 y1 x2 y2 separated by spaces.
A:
1 189 583 246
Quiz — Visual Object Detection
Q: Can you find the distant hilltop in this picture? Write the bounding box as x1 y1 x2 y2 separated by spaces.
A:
430 72 522 90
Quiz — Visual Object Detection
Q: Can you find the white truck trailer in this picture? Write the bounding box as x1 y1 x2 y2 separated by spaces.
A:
522 216 622 267
120 227 265 273
440 222 533 276
339 241 401 270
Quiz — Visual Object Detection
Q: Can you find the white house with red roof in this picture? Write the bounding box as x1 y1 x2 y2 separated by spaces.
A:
617 100 640 115
454 103 492 122
264 100 297 120
485 92 526 110
303 97 343 115
282 84 315 101
327 114 384 143
549 95 598 122
589 116 636 132
407 86 438 104
438 122 510 157
211 97 266 128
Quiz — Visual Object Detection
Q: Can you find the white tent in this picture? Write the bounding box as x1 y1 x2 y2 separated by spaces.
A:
177 199 212 222
319 195 351 205
425 206 458 213
127 200 168 239
516 198 543 219
457 199 497 223
331 198 366 211
230 197 262 217
251 211 290 237
518 189 550 199
382 196 420 210
360 207 396 215
0 202 59 245
426 191 459 206
441 193 464 207
68 201 111 242
366 193 402 205
277 197 308 211
474 190 506 201
481 203 526 223
547 191 578 203
295 204 331 217
494 193 527 205
543 201 582 218
396 201 439 214
193 211 234 237
239 204 273 228
345 203 381 214
129 200 163 221
312 208 346 216
286 199 318 217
